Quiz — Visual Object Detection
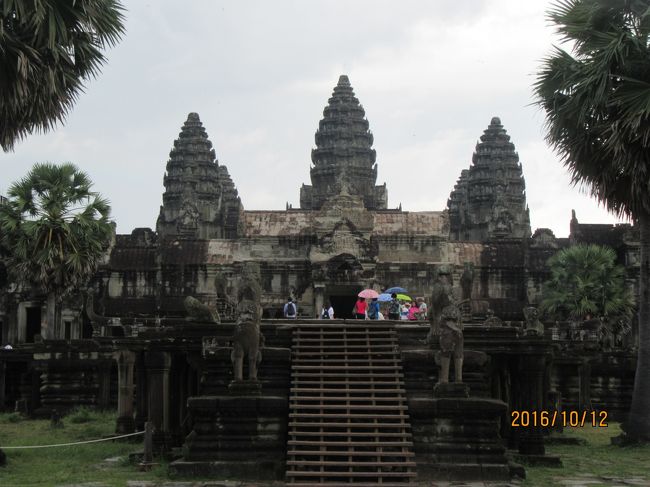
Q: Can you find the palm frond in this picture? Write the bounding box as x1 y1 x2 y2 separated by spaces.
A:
1 0 126 151
540 244 634 322
535 0 650 218
0 162 113 296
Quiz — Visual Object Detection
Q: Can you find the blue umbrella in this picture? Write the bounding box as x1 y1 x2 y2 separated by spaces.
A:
384 286 407 294
378 293 393 302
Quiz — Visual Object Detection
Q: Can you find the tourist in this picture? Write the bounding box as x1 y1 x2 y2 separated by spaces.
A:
353 297 367 319
388 293 400 320
367 297 380 320
320 301 334 319
284 297 297 319
416 297 427 320
400 302 410 320
408 301 419 320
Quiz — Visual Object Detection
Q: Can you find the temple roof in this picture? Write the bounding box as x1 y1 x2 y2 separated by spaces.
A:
161 112 221 198
447 117 530 241
156 112 243 239
300 75 387 211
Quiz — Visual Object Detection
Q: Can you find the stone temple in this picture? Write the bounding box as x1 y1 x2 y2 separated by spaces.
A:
0 75 641 482
89 75 544 322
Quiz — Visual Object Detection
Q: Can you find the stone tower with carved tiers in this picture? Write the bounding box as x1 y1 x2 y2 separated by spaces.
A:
300 75 387 211
156 112 243 239
447 117 531 241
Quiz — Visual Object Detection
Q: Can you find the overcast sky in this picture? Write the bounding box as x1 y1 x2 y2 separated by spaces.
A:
0 1 628 237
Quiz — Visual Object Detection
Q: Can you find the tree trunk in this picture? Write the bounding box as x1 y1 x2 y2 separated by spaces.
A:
626 210 650 441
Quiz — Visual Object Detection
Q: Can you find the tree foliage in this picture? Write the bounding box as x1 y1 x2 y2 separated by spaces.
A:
541 244 634 322
0 0 125 151
534 0 650 218
0 163 113 335
535 0 650 441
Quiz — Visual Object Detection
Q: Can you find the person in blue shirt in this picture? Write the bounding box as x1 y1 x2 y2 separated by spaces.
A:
283 297 297 319
388 293 401 320
367 297 380 320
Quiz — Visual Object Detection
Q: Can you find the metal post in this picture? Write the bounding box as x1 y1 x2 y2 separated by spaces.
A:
143 421 153 464
138 421 156 471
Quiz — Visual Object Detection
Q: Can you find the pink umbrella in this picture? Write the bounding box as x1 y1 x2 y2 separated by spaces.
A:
358 289 379 299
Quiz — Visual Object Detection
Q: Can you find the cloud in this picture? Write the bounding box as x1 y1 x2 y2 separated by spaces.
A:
0 0 626 237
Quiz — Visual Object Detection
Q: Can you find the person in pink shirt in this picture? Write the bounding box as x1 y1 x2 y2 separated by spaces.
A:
407 301 420 320
353 297 367 319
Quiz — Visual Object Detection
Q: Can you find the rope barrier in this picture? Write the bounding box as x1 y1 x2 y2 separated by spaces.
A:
0 430 144 449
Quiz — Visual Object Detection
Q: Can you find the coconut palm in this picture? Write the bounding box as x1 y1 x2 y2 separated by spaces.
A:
0 163 113 338
0 0 125 151
540 244 634 323
534 0 650 441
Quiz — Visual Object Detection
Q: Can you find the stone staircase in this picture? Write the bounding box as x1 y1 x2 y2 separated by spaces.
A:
286 323 417 486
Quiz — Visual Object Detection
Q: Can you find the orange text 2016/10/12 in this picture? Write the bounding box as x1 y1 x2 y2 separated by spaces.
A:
511 410 608 428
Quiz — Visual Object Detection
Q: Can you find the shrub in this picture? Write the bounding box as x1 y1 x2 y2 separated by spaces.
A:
67 407 95 424
0 412 23 423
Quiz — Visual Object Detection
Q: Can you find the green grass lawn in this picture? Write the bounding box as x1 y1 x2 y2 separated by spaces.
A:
524 423 650 486
0 409 168 487
1 410 649 486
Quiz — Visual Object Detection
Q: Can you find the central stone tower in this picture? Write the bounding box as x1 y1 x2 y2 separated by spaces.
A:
447 117 531 241
156 112 242 240
300 75 387 211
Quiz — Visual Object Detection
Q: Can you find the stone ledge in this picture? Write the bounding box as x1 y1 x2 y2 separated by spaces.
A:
169 459 284 480
511 452 562 467
417 462 512 481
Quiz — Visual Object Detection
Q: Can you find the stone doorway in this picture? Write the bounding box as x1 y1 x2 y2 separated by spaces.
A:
326 285 361 319
25 307 41 343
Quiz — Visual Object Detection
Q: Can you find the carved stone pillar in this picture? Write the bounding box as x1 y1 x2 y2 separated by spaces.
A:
145 350 172 451
96 360 112 410
172 394 288 480
578 360 592 411
35 359 94 417
314 283 325 318
114 350 136 434
0 359 6 411
410 385 511 480
134 352 147 431
518 352 546 456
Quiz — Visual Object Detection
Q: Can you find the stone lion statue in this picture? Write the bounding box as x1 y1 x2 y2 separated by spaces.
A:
231 262 265 382
437 304 464 384
184 296 220 323
523 306 545 336
428 268 465 384
428 267 454 344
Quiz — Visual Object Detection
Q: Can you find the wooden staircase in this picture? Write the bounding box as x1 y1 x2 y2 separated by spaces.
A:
286 323 417 486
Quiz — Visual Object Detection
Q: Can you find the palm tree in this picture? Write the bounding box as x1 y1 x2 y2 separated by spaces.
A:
534 0 650 442
0 0 125 151
540 244 634 323
0 163 113 338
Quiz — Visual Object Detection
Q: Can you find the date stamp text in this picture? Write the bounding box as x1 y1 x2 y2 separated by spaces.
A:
511 410 608 428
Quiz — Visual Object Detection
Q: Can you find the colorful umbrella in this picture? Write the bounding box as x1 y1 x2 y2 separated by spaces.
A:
396 293 412 302
378 293 393 302
384 286 408 294
358 289 379 299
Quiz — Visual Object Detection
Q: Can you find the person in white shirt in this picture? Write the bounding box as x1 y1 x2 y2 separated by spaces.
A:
416 297 428 320
320 301 334 319
400 302 410 320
